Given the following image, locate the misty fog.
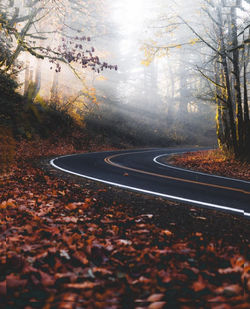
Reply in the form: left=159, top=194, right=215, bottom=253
left=1, top=0, right=250, bottom=147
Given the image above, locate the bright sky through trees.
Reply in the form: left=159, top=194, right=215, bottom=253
left=113, top=0, right=146, bottom=34
left=0, top=0, right=249, bottom=156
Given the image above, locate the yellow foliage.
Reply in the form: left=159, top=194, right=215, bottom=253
left=140, top=44, right=155, bottom=65
left=35, top=94, right=48, bottom=110
left=189, top=38, right=199, bottom=45
left=96, top=75, right=107, bottom=81
left=141, top=59, right=152, bottom=66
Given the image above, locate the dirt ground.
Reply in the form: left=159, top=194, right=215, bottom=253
left=1, top=149, right=249, bottom=309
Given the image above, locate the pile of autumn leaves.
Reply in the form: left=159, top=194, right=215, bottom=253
left=168, top=150, right=250, bottom=181
left=1, top=158, right=249, bottom=309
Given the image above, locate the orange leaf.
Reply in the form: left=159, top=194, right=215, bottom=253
left=243, top=262, right=250, bottom=273
left=147, top=294, right=164, bottom=302
left=162, top=230, right=173, bottom=236
left=0, top=201, right=7, bottom=209
left=235, top=257, right=245, bottom=267
left=65, top=203, right=78, bottom=211
left=7, top=199, right=16, bottom=208
left=64, top=282, right=96, bottom=289
left=192, top=276, right=206, bottom=292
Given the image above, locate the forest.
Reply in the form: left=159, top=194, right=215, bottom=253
left=0, top=0, right=250, bottom=308
left=0, top=0, right=249, bottom=159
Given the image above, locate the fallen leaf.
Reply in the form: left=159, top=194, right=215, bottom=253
left=65, top=203, right=78, bottom=211
left=216, top=284, right=242, bottom=296
left=192, top=276, right=206, bottom=292
left=196, top=216, right=206, bottom=220
left=64, top=282, right=96, bottom=289
left=6, top=274, right=27, bottom=289
left=218, top=267, right=242, bottom=274
left=92, top=267, right=113, bottom=276
left=243, top=262, right=250, bottom=273
left=60, top=249, right=71, bottom=260
left=0, top=201, right=7, bottom=209
left=6, top=199, right=16, bottom=208
left=148, top=301, right=166, bottom=309
left=162, top=230, right=173, bottom=236
left=117, top=239, right=132, bottom=246
left=195, top=232, right=202, bottom=237
left=39, top=270, right=55, bottom=287
left=147, top=294, right=164, bottom=302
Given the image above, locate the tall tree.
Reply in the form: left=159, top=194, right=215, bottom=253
left=143, top=0, right=249, bottom=158
left=0, top=0, right=115, bottom=76
left=202, top=0, right=250, bottom=157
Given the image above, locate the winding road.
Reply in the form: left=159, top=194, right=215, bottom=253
left=50, top=147, right=250, bottom=217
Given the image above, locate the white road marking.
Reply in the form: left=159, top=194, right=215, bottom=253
left=105, top=153, right=249, bottom=194
left=50, top=151, right=250, bottom=217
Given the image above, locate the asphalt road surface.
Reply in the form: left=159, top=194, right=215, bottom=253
left=50, top=147, right=250, bottom=217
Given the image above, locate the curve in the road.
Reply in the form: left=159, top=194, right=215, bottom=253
left=104, top=153, right=249, bottom=195
left=50, top=148, right=250, bottom=217
left=154, top=153, right=250, bottom=184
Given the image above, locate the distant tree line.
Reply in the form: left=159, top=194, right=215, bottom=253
left=144, top=0, right=249, bottom=159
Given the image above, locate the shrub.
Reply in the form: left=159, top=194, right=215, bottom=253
left=0, top=126, right=16, bottom=173
left=0, top=72, right=18, bottom=95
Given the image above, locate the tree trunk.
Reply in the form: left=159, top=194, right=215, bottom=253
left=217, top=6, right=238, bottom=155
left=5, top=9, right=37, bottom=71
left=242, top=28, right=250, bottom=155
left=50, top=70, right=59, bottom=102
left=230, top=6, right=243, bottom=153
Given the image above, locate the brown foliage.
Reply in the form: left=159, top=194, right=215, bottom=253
left=168, top=149, right=250, bottom=181
left=0, top=143, right=249, bottom=308
left=0, top=126, right=16, bottom=174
